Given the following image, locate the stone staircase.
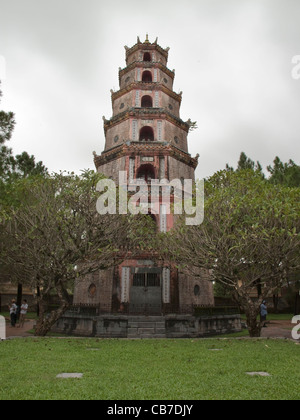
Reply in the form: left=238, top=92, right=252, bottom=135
left=127, top=316, right=166, bottom=339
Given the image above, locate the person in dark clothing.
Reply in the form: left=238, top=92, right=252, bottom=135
left=260, top=300, right=268, bottom=328
left=9, top=299, right=18, bottom=327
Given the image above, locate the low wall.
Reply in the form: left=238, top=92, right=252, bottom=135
left=52, top=313, right=242, bottom=338
left=165, top=314, right=242, bottom=338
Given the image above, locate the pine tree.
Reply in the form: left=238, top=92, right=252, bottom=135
left=237, top=152, right=263, bottom=174
left=267, top=156, right=300, bottom=187
left=0, top=82, right=47, bottom=184
left=0, top=83, right=16, bottom=180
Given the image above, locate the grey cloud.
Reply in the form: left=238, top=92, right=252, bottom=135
left=0, top=0, right=299, bottom=176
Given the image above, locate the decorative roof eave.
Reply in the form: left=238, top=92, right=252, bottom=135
left=94, top=142, right=198, bottom=170
left=103, top=108, right=190, bottom=134
left=124, top=38, right=169, bottom=61
left=169, top=147, right=199, bottom=170
left=111, top=82, right=182, bottom=104
left=94, top=144, right=124, bottom=168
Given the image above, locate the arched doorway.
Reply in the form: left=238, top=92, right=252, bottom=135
left=137, top=164, right=155, bottom=184
left=139, top=126, right=154, bottom=142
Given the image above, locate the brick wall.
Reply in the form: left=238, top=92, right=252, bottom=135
left=73, top=268, right=114, bottom=311
left=178, top=269, right=215, bottom=308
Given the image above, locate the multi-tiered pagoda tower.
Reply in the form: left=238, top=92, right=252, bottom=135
left=73, top=36, right=214, bottom=316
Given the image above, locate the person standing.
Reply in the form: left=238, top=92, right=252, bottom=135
left=19, top=300, right=29, bottom=329
left=9, top=299, right=18, bottom=327
left=260, top=300, right=268, bottom=328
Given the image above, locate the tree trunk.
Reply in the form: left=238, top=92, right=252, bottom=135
left=294, top=291, right=300, bottom=316
left=273, top=294, right=279, bottom=313
left=35, top=282, right=72, bottom=336
left=246, top=314, right=262, bottom=337
left=239, top=293, right=262, bottom=337
left=16, top=283, right=23, bottom=320
left=36, top=286, right=41, bottom=317
left=35, top=302, right=70, bottom=336
left=17, top=283, right=23, bottom=308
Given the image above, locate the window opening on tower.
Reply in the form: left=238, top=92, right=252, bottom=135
left=142, top=71, right=152, bottom=83
left=139, top=126, right=154, bottom=142
left=143, top=52, right=151, bottom=62
left=141, top=95, right=153, bottom=108
left=137, top=164, right=155, bottom=184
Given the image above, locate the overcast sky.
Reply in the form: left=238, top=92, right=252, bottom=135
left=0, top=0, right=299, bottom=179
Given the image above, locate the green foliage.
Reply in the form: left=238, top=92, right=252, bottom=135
left=205, top=170, right=300, bottom=283
left=227, top=152, right=300, bottom=187
left=0, top=170, right=158, bottom=335
left=267, top=156, right=300, bottom=187
left=165, top=169, right=300, bottom=336
left=0, top=108, right=15, bottom=144
left=237, top=152, right=263, bottom=174
left=0, top=82, right=47, bottom=187
left=0, top=84, right=16, bottom=183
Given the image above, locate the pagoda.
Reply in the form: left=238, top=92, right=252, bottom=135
left=73, top=36, right=214, bottom=317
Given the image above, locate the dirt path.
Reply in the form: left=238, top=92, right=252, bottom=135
left=5, top=319, right=35, bottom=338
left=261, top=320, right=295, bottom=339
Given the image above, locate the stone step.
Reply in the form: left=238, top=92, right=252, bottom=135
left=128, top=323, right=165, bottom=328
left=154, top=322, right=165, bottom=328
left=134, top=322, right=156, bottom=328
left=127, top=316, right=167, bottom=338
left=155, top=328, right=167, bottom=335
left=128, top=320, right=165, bottom=326
left=128, top=316, right=165, bottom=323
left=138, top=328, right=155, bottom=334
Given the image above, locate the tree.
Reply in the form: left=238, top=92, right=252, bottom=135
left=0, top=83, right=48, bottom=309
left=267, top=156, right=300, bottom=187
left=0, top=171, right=154, bottom=336
left=0, top=82, right=47, bottom=184
left=164, top=170, right=300, bottom=337
left=0, top=87, right=15, bottom=145
left=0, top=83, right=16, bottom=181
left=228, top=153, right=300, bottom=187
left=226, top=152, right=264, bottom=175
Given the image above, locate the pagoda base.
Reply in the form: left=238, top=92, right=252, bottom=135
left=52, top=312, right=242, bottom=339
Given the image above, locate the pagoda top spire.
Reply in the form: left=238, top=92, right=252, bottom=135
left=124, top=35, right=169, bottom=62
left=136, top=34, right=158, bottom=45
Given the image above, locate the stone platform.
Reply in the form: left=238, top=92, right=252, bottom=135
left=52, top=312, right=242, bottom=338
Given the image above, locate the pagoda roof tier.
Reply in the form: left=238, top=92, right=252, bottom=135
left=111, top=82, right=182, bottom=104
left=103, top=107, right=190, bottom=134
left=124, top=37, right=169, bottom=61
left=94, top=141, right=199, bottom=170
left=119, top=61, right=175, bottom=82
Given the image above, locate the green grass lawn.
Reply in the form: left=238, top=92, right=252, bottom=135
left=0, top=338, right=299, bottom=400
left=240, top=313, right=294, bottom=321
